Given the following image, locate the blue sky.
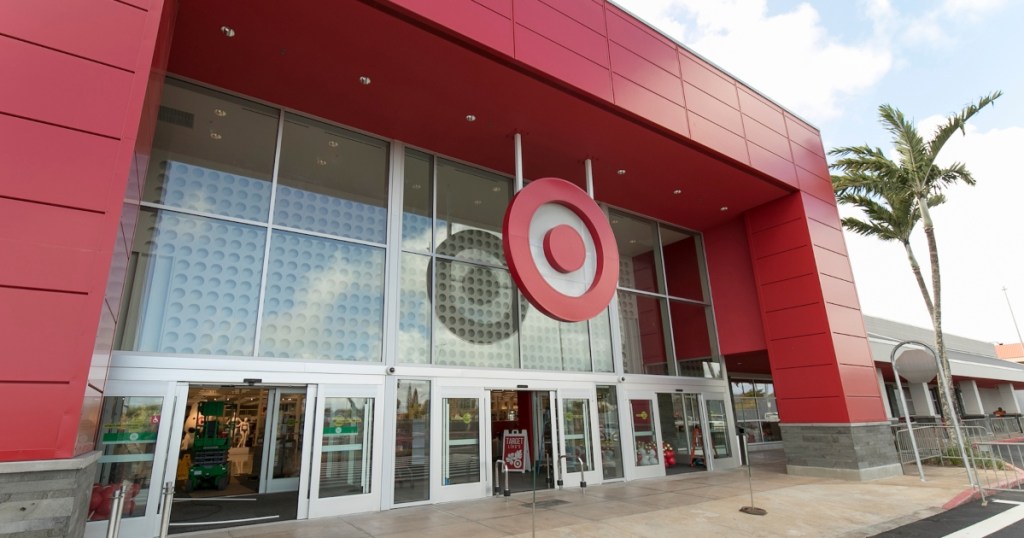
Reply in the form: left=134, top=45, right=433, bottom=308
left=614, top=0, right=1024, bottom=345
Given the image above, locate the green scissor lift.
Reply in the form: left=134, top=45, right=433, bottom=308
left=186, top=401, right=231, bottom=491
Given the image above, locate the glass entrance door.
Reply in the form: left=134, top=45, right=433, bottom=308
left=263, top=388, right=307, bottom=493
left=434, top=388, right=487, bottom=503
left=555, top=388, right=601, bottom=488
left=308, top=384, right=384, bottom=517
left=626, top=394, right=664, bottom=480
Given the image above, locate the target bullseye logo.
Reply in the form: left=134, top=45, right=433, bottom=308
left=503, top=178, right=619, bottom=322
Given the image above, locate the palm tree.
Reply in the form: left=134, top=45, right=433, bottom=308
left=830, top=91, right=1002, bottom=423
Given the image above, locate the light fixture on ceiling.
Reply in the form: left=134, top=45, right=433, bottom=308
left=410, top=184, right=422, bottom=190
left=617, top=169, right=626, bottom=175
left=220, top=26, right=235, bottom=38
left=611, top=219, right=619, bottom=224
left=209, top=131, right=222, bottom=140
left=465, top=114, right=477, bottom=122
left=629, top=239, right=637, bottom=244
left=473, top=200, right=483, bottom=205
left=673, top=189, right=682, bottom=195
left=720, top=206, right=729, bottom=212
left=491, top=186, right=501, bottom=192
left=328, top=140, right=339, bottom=148
left=359, top=76, right=372, bottom=85
left=213, top=108, right=227, bottom=117
left=316, top=158, right=327, bottom=166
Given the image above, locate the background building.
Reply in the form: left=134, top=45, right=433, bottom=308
left=1, top=1, right=898, bottom=535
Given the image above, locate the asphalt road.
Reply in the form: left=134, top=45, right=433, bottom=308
left=875, top=491, right=1024, bottom=537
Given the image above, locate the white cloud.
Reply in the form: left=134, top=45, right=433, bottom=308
left=613, top=0, right=892, bottom=124
left=844, top=120, right=1024, bottom=344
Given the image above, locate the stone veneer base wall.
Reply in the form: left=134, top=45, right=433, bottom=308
left=0, top=451, right=101, bottom=538
left=780, top=422, right=901, bottom=481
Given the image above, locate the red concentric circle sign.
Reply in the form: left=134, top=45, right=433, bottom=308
left=502, top=177, right=619, bottom=322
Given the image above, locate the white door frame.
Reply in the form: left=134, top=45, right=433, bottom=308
left=554, top=387, right=602, bottom=488
left=622, top=391, right=665, bottom=481
left=263, top=387, right=308, bottom=493
left=432, top=386, right=489, bottom=503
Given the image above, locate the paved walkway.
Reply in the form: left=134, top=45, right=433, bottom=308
left=183, top=452, right=975, bottom=537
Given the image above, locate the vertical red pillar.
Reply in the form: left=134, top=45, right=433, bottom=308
left=0, top=0, right=175, bottom=533
left=745, top=191, right=898, bottom=479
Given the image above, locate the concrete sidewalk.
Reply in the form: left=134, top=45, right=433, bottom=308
left=182, top=452, right=975, bottom=537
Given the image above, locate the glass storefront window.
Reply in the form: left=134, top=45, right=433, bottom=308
left=520, top=313, right=591, bottom=371
left=661, top=227, right=704, bottom=302
left=394, top=380, right=430, bottom=503
left=398, top=253, right=432, bottom=364
left=610, top=212, right=661, bottom=293
left=402, top=150, right=433, bottom=253
left=320, top=397, right=374, bottom=498
left=145, top=79, right=278, bottom=222
left=617, top=292, right=670, bottom=375
left=92, top=396, right=163, bottom=521
left=118, top=209, right=265, bottom=355
left=669, top=300, right=719, bottom=379
left=706, top=399, right=732, bottom=458
left=562, top=399, right=593, bottom=472
left=731, top=380, right=780, bottom=445
left=589, top=310, right=615, bottom=373
left=435, top=159, right=510, bottom=266
left=276, top=114, right=389, bottom=244
left=596, top=386, right=623, bottom=479
left=260, top=231, right=385, bottom=361
left=433, top=259, right=519, bottom=369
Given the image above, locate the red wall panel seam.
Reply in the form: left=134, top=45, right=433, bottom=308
left=747, top=215, right=802, bottom=234
left=601, top=3, right=615, bottom=103
left=0, top=111, right=120, bottom=142
left=749, top=244, right=808, bottom=262
left=0, top=32, right=134, bottom=75
left=514, top=23, right=610, bottom=74
left=0, top=284, right=89, bottom=296
left=763, top=300, right=820, bottom=314
left=114, top=0, right=147, bottom=12
left=0, top=194, right=106, bottom=216
left=807, top=215, right=842, bottom=232
left=757, top=270, right=816, bottom=286
left=809, top=243, right=846, bottom=258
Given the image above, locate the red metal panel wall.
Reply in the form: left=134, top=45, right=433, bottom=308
left=383, top=0, right=826, bottom=192
left=0, top=0, right=175, bottom=461
left=703, top=217, right=766, bottom=355
left=745, top=193, right=885, bottom=424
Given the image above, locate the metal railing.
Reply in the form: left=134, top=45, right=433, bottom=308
left=972, top=440, right=1024, bottom=495
left=960, top=417, right=1024, bottom=440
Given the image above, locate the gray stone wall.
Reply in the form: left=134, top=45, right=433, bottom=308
left=0, top=452, right=100, bottom=538
left=781, top=423, right=901, bottom=480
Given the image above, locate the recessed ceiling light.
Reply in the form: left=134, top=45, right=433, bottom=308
left=465, top=114, right=477, bottom=122
left=617, top=169, right=626, bottom=175
left=359, top=76, right=371, bottom=85
left=629, top=239, right=637, bottom=244
left=209, top=132, right=222, bottom=140
left=220, top=26, right=235, bottom=38
left=316, top=158, right=327, bottom=166
left=491, top=186, right=501, bottom=192
left=328, top=140, right=339, bottom=148
left=473, top=200, right=483, bottom=205
left=410, top=184, right=422, bottom=190
left=611, top=219, right=619, bottom=224
left=673, top=189, right=682, bottom=195
left=720, top=206, right=729, bottom=212
left=213, top=108, right=227, bottom=117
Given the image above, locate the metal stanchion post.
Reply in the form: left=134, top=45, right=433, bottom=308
left=158, top=481, right=175, bottom=538
left=739, top=434, right=766, bottom=516
left=106, top=485, right=125, bottom=538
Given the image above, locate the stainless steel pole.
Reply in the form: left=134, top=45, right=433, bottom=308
left=891, top=342, right=926, bottom=482
left=158, top=481, right=174, bottom=538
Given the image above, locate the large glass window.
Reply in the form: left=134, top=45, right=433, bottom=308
left=118, top=209, right=265, bottom=355
left=320, top=397, right=374, bottom=498
left=397, top=253, right=432, bottom=364
left=276, top=114, right=389, bottom=243
left=259, top=232, right=385, bottom=361
left=611, top=213, right=661, bottom=293
left=443, top=398, right=480, bottom=485
left=618, top=292, right=670, bottom=375
left=433, top=260, right=519, bottom=369
left=394, top=380, right=430, bottom=503
left=402, top=150, right=433, bottom=253
left=145, top=79, right=278, bottom=222
left=731, top=379, right=780, bottom=444
left=596, top=386, right=623, bottom=479
left=435, top=160, right=510, bottom=266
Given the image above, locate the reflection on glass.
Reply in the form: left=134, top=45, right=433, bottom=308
left=610, top=211, right=660, bottom=293
left=520, top=311, right=591, bottom=371
left=657, top=393, right=689, bottom=474
left=590, top=310, right=615, bottom=373
left=661, top=226, right=704, bottom=301
left=92, top=396, right=163, bottom=520
left=617, top=291, right=670, bottom=375
left=630, top=399, right=659, bottom=467
left=273, top=392, right=305, bottom=479
left=443, top=398, right=480, bottom=485
left=320, top=397, right=374, bottom=498
left=402, top=150, right=433, bottom=252
left=276, top=114, right=389, bottom=243
left=398, top=253, right=431, bottom=364
left=562, top=399, right=593, bottom=472
left=669, top=300, right=719, bottom=378
left=706, top=399, right=732, bottom=458
left=597, top=386, right=623, bottom=479
left=731, top=380, right=779, bottom=445
left=394, top=380, right=430, bottom=503
left=117, top=209, right=265, bottom=355
left=433, top=260, right=518, bottom=369
left=145, top=79, right=278, bottom=222
left=260, top=231, right=385, bottom=361
left=435, top=159, right=510, bottom=266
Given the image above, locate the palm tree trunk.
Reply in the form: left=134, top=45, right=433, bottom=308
left=903, top=241, right=934, bottom=318
left=918, top=199, right=956, bottom=424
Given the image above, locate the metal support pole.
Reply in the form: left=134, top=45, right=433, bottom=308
left=158, top=481, right=174, bottom=538
left=514, top=132, right=524, bottom=192
left=493, top=460, right=510, bottom=498
left=584, top=158, right=594, bottom=199
left=105, top=484, right=126, bottom=538
left=891, top=343, right=926, bottom=482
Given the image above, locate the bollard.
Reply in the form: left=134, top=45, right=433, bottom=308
left=105, top=485, right=125, bottom=538
left=158, top=481, right=175, bottom=538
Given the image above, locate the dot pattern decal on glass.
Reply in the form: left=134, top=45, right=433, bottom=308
left=260, top=231, right=385, bottom=361
left=397, top=253, right=431, bottom=364
left=520, top=311, right=591, bottom=371
left=148, top=161, right=272, bottom=221
left=130, top=210, right=266, bottom=355
left=274, top=185, right=388, bottom=244
left=433, top=259, right=518, bottom=369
